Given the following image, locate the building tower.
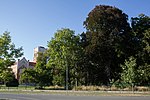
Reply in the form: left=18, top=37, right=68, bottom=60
left=33, top=46, right=46, bottom=62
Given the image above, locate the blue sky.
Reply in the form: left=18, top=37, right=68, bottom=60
left=0, top=0, right=150, bottom=61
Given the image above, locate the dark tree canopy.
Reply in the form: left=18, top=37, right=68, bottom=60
left=131, top=14, right=150, bottom=39
left=82, top=5, right=131, bottom=85
left=84, top=5, right=130, bottom=33
left=129, top=14, right=150, bottom=85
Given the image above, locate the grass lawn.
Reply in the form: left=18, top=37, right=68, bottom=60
left=0, top=85, right=35, bottom=90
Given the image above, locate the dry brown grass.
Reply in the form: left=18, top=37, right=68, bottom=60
left=135, top=86, right=149, bottom=91
left=73, top=85, right=150, bottom=91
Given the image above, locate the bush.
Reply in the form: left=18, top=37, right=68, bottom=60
left=6, top=79, right=19, bottom=87
left=112, top=80, right=130, bottom=89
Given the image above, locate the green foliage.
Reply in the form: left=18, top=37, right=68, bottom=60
left=121, top=57, right=137, bottom=86
left=0, top=68, right=15, bottom=83
left=35, top=52, right=52, bottom=88
left=130, top=14, right=150, bottom=85
left=0, top=31, right=23, bottom=83
left=130, top=14, right=150, bottom=63
left=47, top=28, right=83, bottom=89
left=131, top=14, right=150, bottom=40
left=142, top=28, right=150, bottom=53
left=21, top=52, right=52, bottom=88
left=137, top=64, right=150, bottom=85
left=0, top=31, right=23, bottom=62
left=20, top=68, right=36, bottom=84
left=112, top=80, right=130, bottom=89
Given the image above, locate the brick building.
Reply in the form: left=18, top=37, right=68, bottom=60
left=11, top=46, right=46, bottom=80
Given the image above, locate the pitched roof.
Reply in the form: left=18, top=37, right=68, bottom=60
left=29, top=62, right=36, bottom=66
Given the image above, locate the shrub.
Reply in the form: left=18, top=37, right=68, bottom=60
left=6, top=79, right=19, bottom=87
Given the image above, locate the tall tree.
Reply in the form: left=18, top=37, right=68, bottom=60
left=47, top=28, right=83, bottom=89
left=130, top=14, right=150, bottom=85
left=82, top=5, right=131, bottom=85
left=0, top=31, right=23, bottom=83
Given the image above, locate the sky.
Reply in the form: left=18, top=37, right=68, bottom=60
left=0, top=0, right=150, bottom=61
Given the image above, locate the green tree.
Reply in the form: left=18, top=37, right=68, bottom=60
left=0, top=68, right=15, bottom=84
left=21, top=52, right=52, bottom=88
left=47, top=28, right=83, bottom=89
left=82, top=5, right=130, bottom=85
left=136, top=28, right=150, bottom=85
left=121, top=57, right=137, bottom=86
left=131, top=14, right=150, bottom=63
left=131, top=14, right=150, bottom=40
left=0, top=31, right=23, bottom=83
left=142, top=28, right=150, bottom=54
left=20, top=68, right=36, bottom=84
left=35, top=52, right=52, bottom=88
left=130, top=14, right=150, bottom=85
